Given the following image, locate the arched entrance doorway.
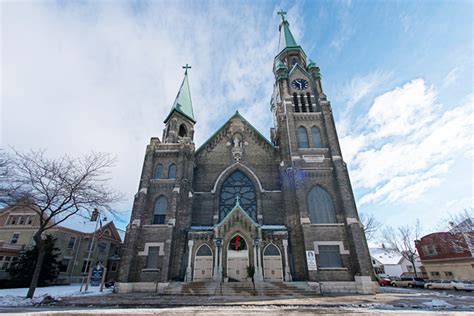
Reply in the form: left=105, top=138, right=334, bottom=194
left=193, top=244, right=213, bottom=281
left=227, top=235, right=249, bottom=281
left=263, top=243, right=283, bottom=281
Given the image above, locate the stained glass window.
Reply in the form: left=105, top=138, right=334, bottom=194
left=307, top=186, right=336, bottom=223
left=219, top=171, right=257, bottom=221
left=153, top=196, right=167, bottom=224
left=154, top=164, right=163, bottom=179
left=311, top=127, right=322, bottom=148
left=168, top=164, right=177, bottom=179
left=264, top=244, right=280, bottom=256
left=298, top=127, right=309, bottom=148
left=196, top=244, right=212, bottom=256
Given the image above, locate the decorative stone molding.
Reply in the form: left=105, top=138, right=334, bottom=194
left=313, top=241, right=350, bottom=254
left=138, top=242, right=165, bottom=256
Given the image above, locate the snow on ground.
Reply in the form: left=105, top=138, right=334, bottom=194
left=422, top=299, right=454, bottom=308
left=0, top=284, right=112, bottom=307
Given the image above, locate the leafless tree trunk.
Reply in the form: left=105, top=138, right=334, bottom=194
left=360, top=212, right=380, bottom=241
left=6, top=149, right=122, bottom=298
left=382, top=220, right=421, bottom=277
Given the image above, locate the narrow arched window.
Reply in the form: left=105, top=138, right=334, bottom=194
left=154, top=164, right=163, bottom=179
left=307, top=186, right=336, bottom=223
left=178, top=124, right=187, bottom=137
left=153, top=196, right=168, bottom=224
left=311, top=127, right=322, bottom=148
left=298, top=127, right=309, bottom=148
left=168, top=164, right=177, bottom=179
left=293, top=93, right=300, bottom=112
left=300, top=94, right=306, bottom=112
left=307, top=93, right=313, bottom=112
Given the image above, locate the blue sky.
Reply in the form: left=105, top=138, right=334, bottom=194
left=2, top=0, right=472, bottom=239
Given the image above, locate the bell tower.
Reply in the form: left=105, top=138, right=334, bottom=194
left=163, top=64, right=196, bottom=144
left=272, top=11, right=374, bottom=282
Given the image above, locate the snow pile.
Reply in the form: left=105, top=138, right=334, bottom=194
left=422, top=299, right=454, bottom=308
left=0, top=284, right=112, bottom=307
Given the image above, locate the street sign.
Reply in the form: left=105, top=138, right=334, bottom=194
left=91, top=266, right=104, bottom=286
left=306, top=250, right=317, bottom=271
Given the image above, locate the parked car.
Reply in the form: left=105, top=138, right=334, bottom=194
left=392, top=277, right=426, bottom=288
left=425, top=279, right=474, bottom=291
left=378, top=277, right=392, bottom=286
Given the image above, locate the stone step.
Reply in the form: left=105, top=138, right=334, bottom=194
left=162, top=281, right=319, bottom=296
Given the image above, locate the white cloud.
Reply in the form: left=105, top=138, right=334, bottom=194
left=340, top=79, right=473, bottom=205
left=1, top=2, right=301, bottom=224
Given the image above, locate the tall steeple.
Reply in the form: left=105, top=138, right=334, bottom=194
left=164, top=64, right=195, bottom=124
left=277, top=10, right=298, bottom=52
left=163, top=65, right=196, bottom=144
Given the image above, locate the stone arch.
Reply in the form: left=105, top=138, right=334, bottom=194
left=178, top=124, right=187, bottom=137
left=212, top=162, right=264, bottom=193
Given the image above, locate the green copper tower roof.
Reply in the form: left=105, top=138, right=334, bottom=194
left=164, top=65, right=196, bottom=124
left=277, top=10, right=298, bottom=52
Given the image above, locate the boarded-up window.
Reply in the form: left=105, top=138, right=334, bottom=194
left=319, top=245, right=342, bottom=268
left=147, top=247, right=160, bottom=269
left=308, top=186, right=336, bottom=223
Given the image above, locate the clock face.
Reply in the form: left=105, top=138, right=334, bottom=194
left=291, top=78, right=309, bottom=90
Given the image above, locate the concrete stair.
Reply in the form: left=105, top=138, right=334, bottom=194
left=162, top=281, right=319, bottom=296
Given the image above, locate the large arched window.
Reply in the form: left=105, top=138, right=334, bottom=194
left=168, top=164, right=177, bottom=179
left=153, top=196, right=168, bottom=224
left=154, top=164, right=163, bottom=179
left=307, top=186, right=336, bottom=223
left=311, top=127, right=322, bottom=148
left=298, top=127, right=309, bottom=148
left=219, top=170, right=257, bottom=221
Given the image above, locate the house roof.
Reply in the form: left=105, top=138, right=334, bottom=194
left=369, top=247, right=403, bottom=265
left=57, top=215, right=123, bottom=242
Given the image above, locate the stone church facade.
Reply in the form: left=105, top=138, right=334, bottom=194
left=118, top=15, right=376, bottom=294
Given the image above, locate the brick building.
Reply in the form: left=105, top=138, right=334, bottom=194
left=118, top=15, right=376, bottom=294
left=0, top=202, right=124, bottom=284
left=415, top=231, right=474, bottom=280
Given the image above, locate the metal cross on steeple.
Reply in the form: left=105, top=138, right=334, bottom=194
left=182, top=64, right=191, bottom=75
left=277, top=10, right=287, bottom=22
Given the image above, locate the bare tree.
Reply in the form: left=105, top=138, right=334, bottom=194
left=382, top=220, right=421, bottom=277
left=6, top=149, right=122, bottom=298
left=360, top=212, right=381, bottom=241
left=446, top=208, right=474, bottom=233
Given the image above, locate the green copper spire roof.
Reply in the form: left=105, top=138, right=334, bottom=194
left=277, top=10, right=298, bottom=52
left=164, top=64, right=195, bottom=123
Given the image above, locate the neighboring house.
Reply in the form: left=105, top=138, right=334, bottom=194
left=370, top=247, right=423, bottom=278
left=415, top=231, right=474, bottom=280
left=0, top=202, right=124, bottom=284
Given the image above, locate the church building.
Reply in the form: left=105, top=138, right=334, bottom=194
left=118, top=14, right=376, bottom=294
